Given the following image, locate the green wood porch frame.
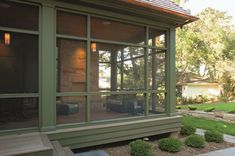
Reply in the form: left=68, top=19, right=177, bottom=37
left=0, top=0, right=178, bottom=135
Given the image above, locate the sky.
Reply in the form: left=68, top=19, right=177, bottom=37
left=184, top=0, right=235, bottom=26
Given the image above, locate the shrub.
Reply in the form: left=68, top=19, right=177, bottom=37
left=180, top=125, right=196, bottom=136
left=205, top=131, right=224, bottom=143
left=204, top=107, right=215, bottom=112
left=188, top=106, right=197, bottom=111
left=129, top=140, right=152, bottom=156
left=158, top=138, right=182, bottom=153
left=185, top=134, right=205, bottom=148
left=176, top=106, right=182, bottom=109
left=228, top=110, right=235, bottom=114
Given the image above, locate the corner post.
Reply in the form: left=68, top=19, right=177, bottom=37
left=40, top=2, right=56, bottom=131
left=166, top=28, right=176, bottom=116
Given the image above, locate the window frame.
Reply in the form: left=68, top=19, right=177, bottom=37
left=0, top=0, right=41, bottom=130
left=55, top=8, right=169, bottom=125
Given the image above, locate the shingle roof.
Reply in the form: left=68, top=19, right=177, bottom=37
left=137, top=0, right=190, bottom=15
left=121, top=0, right=198, bottom=24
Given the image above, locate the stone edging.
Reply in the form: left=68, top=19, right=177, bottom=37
left=178, top=110, right=235, bottom=123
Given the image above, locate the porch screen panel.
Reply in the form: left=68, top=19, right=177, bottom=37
left=91, top=17, right=145, bottom=44
left=57, top=11, right=87, bottom=37
left=148, top=28, right=166, bottom=48
left=56, top=38, right=87, bottom=92
left=147, top=28, right=167, bottom=114
left=0, top=97, right=38, bottom=130
left=90, top=43, right=145, bottom=92
left=0, top=1, right=38, bottom=30
left=0, top=1, right=39, bottom=131
left=0, top=31, right=38, bottom=94
left=148, top=50, right=166, bottom=114
left=91, top=94, right=144, bottom=121
left=56, top=96, right=86, bottom=124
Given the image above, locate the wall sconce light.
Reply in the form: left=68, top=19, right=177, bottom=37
left=4, top=32, right=10, bottom=45
left=91, top=43, right=97, bottom=52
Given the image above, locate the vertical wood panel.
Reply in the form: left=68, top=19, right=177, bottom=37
left=41, top=3, right=56, bottom=131
left=166, top=28, right=176, bottom=116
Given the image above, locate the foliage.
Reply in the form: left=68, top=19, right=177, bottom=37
left=204, top=107, right=215, bottom=112
left=188, top=106, right=197, bottom=111
left=176, top=8, right=235, bottom=83
left=180, top=102, right=235, bottom=112
left=181, top=115, right=235, bottom=136
left=177, top=95, right=210, bottom=105
left=176, top=106, right=182, bottom=109
left=129, top=140, right=152, bottom=156
left=228, top=110, right=235, bottom=114
left=158, top=138, right=182, bottom=153
left=180, top=125, right=196, bottom=136
left=219, top=71, right=235, bottom=102
left=205, top=130, right=224, bottom=143
left=185, top=134, right=205, bottom=148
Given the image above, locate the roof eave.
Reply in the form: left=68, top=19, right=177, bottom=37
left=120, top=0, right=199, bottom=27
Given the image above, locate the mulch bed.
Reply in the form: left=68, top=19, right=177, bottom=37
left=100, top=135, right=235, bottom=156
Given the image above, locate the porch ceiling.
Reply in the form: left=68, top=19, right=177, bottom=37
left=65, top=0, right=198, bottom=27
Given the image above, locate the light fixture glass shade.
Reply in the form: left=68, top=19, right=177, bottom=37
left=91, top=43, right=97, bottom=52
left=4, top=32, right=10, bottom=45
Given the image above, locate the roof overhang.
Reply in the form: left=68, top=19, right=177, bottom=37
left=120, top=0, right=198, bottom=27
left=62, top=0, right=198, bottom=27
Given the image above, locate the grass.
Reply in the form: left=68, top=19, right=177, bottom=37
left=181, top=115, right=235, bottom=136
left=180, top=102, right=235, bottom=112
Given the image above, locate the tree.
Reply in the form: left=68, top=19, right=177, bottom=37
left=176, top=8, right=235, bottom=83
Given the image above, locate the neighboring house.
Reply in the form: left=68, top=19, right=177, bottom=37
left=0, top=0, right=197, bottom=155
left=177, top=72, right=220, bottom=98
left=182, top=83, right=221, bottom=98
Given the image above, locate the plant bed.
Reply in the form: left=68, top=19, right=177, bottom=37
left=97, top=134, right=235, bottom=156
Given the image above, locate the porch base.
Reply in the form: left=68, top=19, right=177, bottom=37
left=47, top=115, right=182, bottom=149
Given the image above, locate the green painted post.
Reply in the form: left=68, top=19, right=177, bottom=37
left=86, top=15, right=91, bottom=122
left=40, top=3, right=56, bottom=131
left=144, top=27, right=149, bottom=116
left=166, top=28, right=176, bottom=116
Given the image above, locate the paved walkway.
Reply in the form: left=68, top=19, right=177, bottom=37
left=198, top=147, right=235, bottom=156
left=196, top=129, right=235, bottom=156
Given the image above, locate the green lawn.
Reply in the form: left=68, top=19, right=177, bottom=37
left=181, top=115, right=235, bottom=136
left=180, top=102, right=235, bottom=112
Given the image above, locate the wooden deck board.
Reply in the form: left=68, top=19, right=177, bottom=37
left=0, top=133, right=53, bottom=156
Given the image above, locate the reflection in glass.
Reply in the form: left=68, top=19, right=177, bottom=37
left=0, top=31, right=38, bottom=93
left=57, top=39, right=87, bottom=92
left=90, top=43, right=145, bottom=92
left=91, top=17, right=145, bottom=44
left=57, top=11, right=87, bottom=37
left=149, top=93, right=166, bottom=114
left=148, top=28, right=166, bottom=48
left=0, top=97, right=38, bottom=130
left=56, top=96, right=86, bottom=124
left=148, top=49, right=166, bottom=90
left=91, top=94, right=144, bottom=121
left=0, top=1, right=39, bottom=30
